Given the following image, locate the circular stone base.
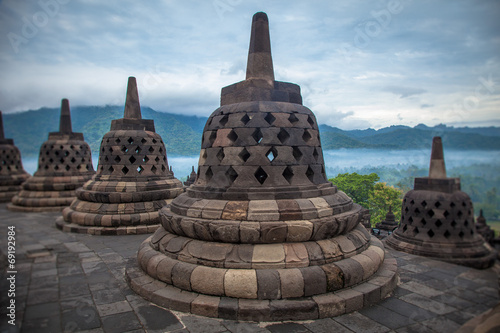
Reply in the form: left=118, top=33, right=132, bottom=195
left=55, top=216, right=160, bottom=235
left=125, top=253, right=398, bottom=321
left=7, top=203, right=66, bottom=212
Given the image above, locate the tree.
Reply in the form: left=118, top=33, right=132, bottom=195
left=329, top=172, right=380, bottom=208
left=368, top=182, right=404, bottom=226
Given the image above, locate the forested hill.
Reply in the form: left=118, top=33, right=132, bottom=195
left=3, top=105, right=500, bottom=157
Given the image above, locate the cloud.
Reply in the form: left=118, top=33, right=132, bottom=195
left=383, top=86, right=427, bottom=99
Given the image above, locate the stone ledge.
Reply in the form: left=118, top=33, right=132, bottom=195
left=55, top=216, right=159, bottom=235
left=125, top=252, right=397, bottom=321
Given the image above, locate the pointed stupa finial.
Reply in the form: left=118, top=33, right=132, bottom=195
left=429, top=136, right=446, bottom=178
left=124, top=77, right=142, bottom=119
left=192, top=166, right=195, bottom=173
left=59, top=99, right=73, bottom=134
left=246, top=12, right=275, bottom=84
left=0, top=111, right=5, bottom=140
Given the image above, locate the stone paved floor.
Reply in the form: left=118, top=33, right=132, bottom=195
left=0, top=203, right=498, bottom=333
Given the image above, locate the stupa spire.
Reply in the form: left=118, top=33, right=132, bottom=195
left=428, top=136, right=446, bottom=178
left=124, top=77, right=142, bottom=119
left=59, top=99, right=72, bottom=134
left=0, top=111, right=5, bottom=140
left=246, top=12, right=275, bottom=84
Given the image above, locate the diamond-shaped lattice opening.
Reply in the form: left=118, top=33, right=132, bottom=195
left=128, top=137, right=134, bottom=144
left=450, top=202, right=456, bottom=207
left=220, top=114, right=229, bottom=126
left=225, top=166, right=238, bottom=184
left=427, top=209, right=435, bottom=217
left=307, top=115, right=315, bottom=126
left=55, top=151, right=59, bottom=156
left=49, top=158, right=54, bottom=163
left=413, top=226, right=419, bottom=236
left=162, top=165, right=166, bottom=172
left=464, top=220, right=469, bottom=227
left=435, top=201, right=441, bottom=208
left=444, top=210, right=449, bottom=218
left=159, top=147, right=163, bottom=153
left=115, top=138, right=121, bottom=144
left=143, top=156, right=149, bottom=163
left=462, top=201, right=467, bottom=207
left=155, top=156, right=160, bottom=163
left=59, top=158, right=65, bottom=164
left=239, top=148, right=250, bottom=162
left=451, top=220, right=457, bottom=228
left=152, top=139, right=157, bottom=144
left=151, top=165, right=157, bottom=174
left=435, top=219, right=442, bottom=228
left=444, top=230, right=451, bottom=238
left=71, top=157, right=76, bottom=163
left=137, top=166, right=144, bottom=174
left=292, top=146, right=302, bottom=161
left=102, top=147, right=106, bottom=152
left=65, top=165, right=70, bottom=171
left=302, top=130, right=312, bottom=142
left=414, top=207, right=420, bottom=214
left=421, top=200, right=427, bottom=207
left=121, top=146, right=129, bottom=153
left=104, top=156, right=109, bottom=162
left=457, top=210, right=463, bottom=217
left=135, top=146, right=141, bottom=154
left=227, top=130, right=238, bottom=143
left=427, top=229, right=435, bottom=238
left=254, top=167, right=268, bottom=185
left=129, top=156, right=136, bottom=164
left=288, top=113, right=299, bottom=125
left=313, top=148, right=319, bottom=161
left=241, top=114, right=251, bottom=125
left=77, top=165, right=81, bottom=170
left=458, top=230, right=465, bottom=238
left=410, top=199, right=415, bottom=205
left=208, top=131, right=217, bottom=146
left=408, top=216, right=413, bottom=224
left=252, top=129, right=263, bottom=144
left=64, top=151, right=69, bottom=157
left=149, top=146, right=155, bottom=153
left=278, top=128, right=290, bottom=144
left=470, top=229, right=474, bottom=235
left=266, top=147, right=277, bottom=162
left=115, top=156, right=121, bottom=163
left=264, top=112, right=276, bottom=125
left=403, top=224, right=408, bottom=232
left=283, top=166, right=294, bottom=184
left=306, top=166, right=314, bottom=183
left=404, top=206, right=409, bottom=213
left=205, top=167, right=213, bottom=182
left=217, top=149, right=225, bottom=162
left=421, top=218, right=426, bottom=226
left=54, top=165, right=59, bottom=170
left=122, top=166, right=129, bottom=174
left=141, top=138, right=147, bottom=144
left=108, top=166, right=114, bottom=173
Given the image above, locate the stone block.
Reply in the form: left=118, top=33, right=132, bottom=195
left=224, top=269, right=258, bottom=298
left=191, top=294, right=219, bottom=318
left=352, top=282, right=381, bottom=306
left=269, top=299, right=318, bottom=321
left=256, top=269, right=281, bottom=299
left=240, top=222, right=261, bottom=243
left=260, top=222, right=287, bottom=243
left=313, top=293, right=346, bottom=318
left=156, top=257, right=176, bottom=284
left=321, top=263, right=344, bottom=291
left=335, top=258, right=364, bottom=287
left=151, top=286, right=197, bottom=313
left=336, top=288, right=364, bottom=313
left=252, top=244, right=285, bottom=269
left=238, top=299, right=271, bottom=322
left=278, top=268, right=304, bottom=298
left=300, top=266, right=327, bottom=296
left=352, top=254, right=376, bottom=281
left=248, top=200, right=279, bottom=221
left=218, top=297, right=238, bottom=320
left=284, top=243, right=309, bottom=268
left=285, top=221, right=313, bottom=242
left=316, top=239, right=342, bottom=262
left=222, top=201, right=249, bottom=220
left=190, top=266, right=226, bottom=296
left=171, top=262, right=196, bottom=291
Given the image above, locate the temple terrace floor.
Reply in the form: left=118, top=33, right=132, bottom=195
left=0, top=203, right=498, bottom=333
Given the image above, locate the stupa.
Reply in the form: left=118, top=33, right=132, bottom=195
left=386, top=137, right=496, bottom=269
left=56, top=77, right=184, bottom=235
left=8, top=99, right=95, bottom=212
left=127, top=12, right=397, bottom=321
left=375, top=206, right=398, bottom=232
left=476, top=209, right=495, bottom=244
left=0, top=111, right=30, bottom=202
left=183, top=166, right=197, bottom=186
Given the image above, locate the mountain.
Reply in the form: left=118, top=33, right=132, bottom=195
left=3, top=105, right=500, bottom=158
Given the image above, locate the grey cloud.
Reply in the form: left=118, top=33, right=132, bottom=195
left=383, top=86, right=426, bottom=98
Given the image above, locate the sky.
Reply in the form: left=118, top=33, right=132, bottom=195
left=0, top=0, right=499, bottom=130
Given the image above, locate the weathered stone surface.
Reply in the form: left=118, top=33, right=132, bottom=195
left=278, top=268, right=304, bottom=298
left=224, top=269, right=258, bottom=299
left=190, top=266, right=226, bottom=296
left=256, top=269, right=281, bottom=299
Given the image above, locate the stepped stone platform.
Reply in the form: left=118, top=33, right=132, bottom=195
left=0, top=111, right=30, bottom=202
left=8, top=99, right=95, bottom=212
left=56, top=77, right=184, bottom=235
left=1, top=203, right=498, bottom=332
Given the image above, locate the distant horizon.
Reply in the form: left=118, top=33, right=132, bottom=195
left=3, top=103, right=500, bottom=131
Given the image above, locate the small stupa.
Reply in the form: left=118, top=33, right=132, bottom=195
left=127, top=12, right=397, bottom=321
left=375, top=206, right=398, bottom=231
left=0, top=111, right=30, bottom=202
left=8, top=99, right=95, bottom=212
left=476, top=209, right=495, bottom=244
left=183, top=166, right=197, bottom=186
left=56, top=77, right=184, bottom=235
left=386, top=137, right=496, bottom=269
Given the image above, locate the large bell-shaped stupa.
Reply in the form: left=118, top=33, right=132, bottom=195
left=56, top=77, right=184, bottom=235
left=127, top=12, right=397, bottom=321
left=8, top=99, right=95, bottom=211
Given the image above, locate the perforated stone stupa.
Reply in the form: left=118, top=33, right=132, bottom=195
left=56, top=77, right=184, bottom=235
left=387, top=137, right=496, bottom=269
left=8, top=99, right=94, bottom=212
left=127, top=12, right=397, bottom=321
left=0, top=111, right=30, bottom=202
